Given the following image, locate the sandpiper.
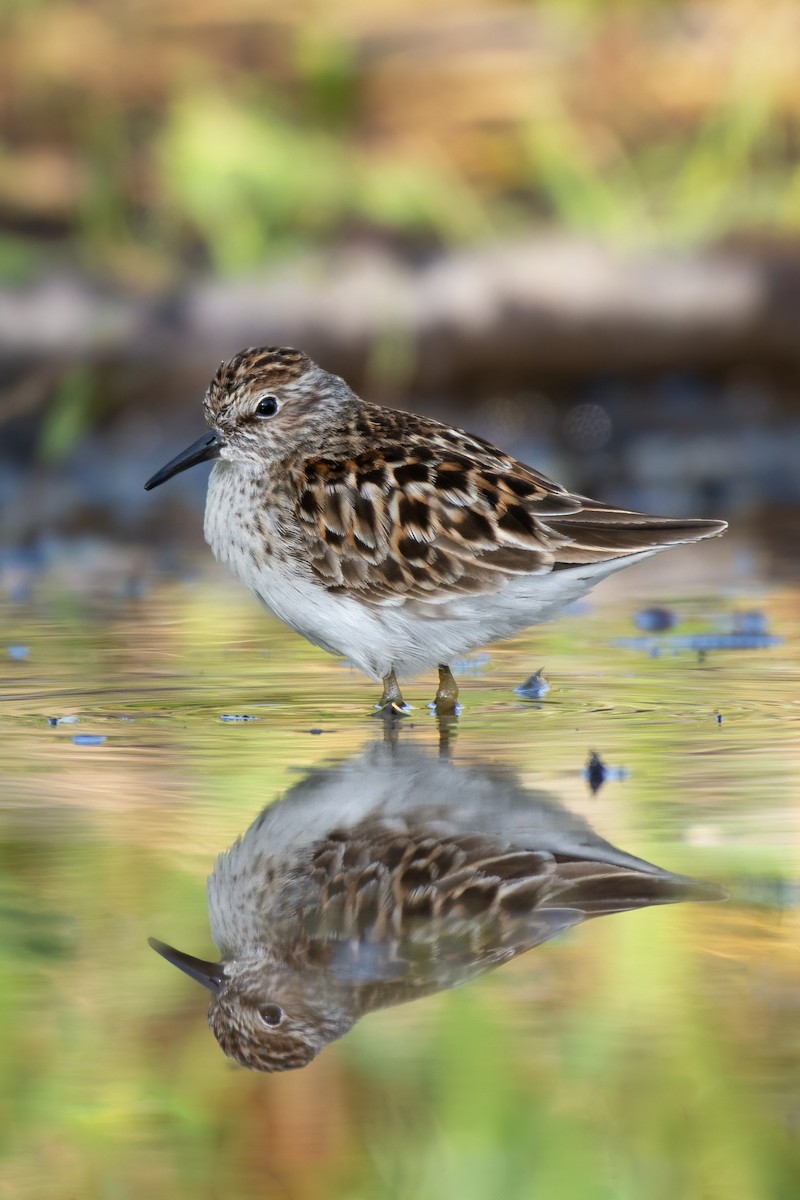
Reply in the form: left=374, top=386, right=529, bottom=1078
left=149, top=741, right=724, bottom=1072
left=145, top=347, right=726, bottom=712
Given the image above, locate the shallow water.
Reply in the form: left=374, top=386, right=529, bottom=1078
left=1, top=549, right=798, bottom=1200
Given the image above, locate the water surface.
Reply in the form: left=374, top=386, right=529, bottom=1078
left=1, top=551, right=798, bottom=1200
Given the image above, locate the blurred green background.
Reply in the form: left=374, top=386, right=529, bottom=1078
left=3, top=0, right=800, bottom=280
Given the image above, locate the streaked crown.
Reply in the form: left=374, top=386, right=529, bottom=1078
left=203, top=345, right=312, bottom=422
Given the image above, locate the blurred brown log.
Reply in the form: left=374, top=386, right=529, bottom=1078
left=1, top=237, right=799, bottom=389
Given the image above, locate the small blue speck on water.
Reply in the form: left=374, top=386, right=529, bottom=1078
left=47, top=715, right=80, bottom=726
left=220, top=714, right=259, bottom=722
left=732, top=610, right=768, bottom=636
left=716, top=712, right=723, bottom=724
left=8, top=645, right=29, bottom=660
left=72, top=734, right=106, bottom=746
left=634, top=606, right=677, bottom=632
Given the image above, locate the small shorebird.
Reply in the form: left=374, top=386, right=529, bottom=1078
left=149, top=741, right=725, bottom=1072
left=145, top=347, right=726, bottom=712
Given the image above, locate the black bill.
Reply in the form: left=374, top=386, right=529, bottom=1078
left=144, top=429, right=223, bottom=491
left=148, top=937, right=227, bottom=996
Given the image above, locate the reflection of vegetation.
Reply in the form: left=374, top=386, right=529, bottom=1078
left=0, top=577, right=798, bottom=1197
left=2, top=0, right=799, bottom=281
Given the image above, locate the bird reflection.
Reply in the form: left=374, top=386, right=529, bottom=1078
left=150, top=739, right=723, bottom=1072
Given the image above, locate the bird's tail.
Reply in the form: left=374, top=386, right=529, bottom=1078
left=547, top=502, right=727, bottom=566
left=544, top=859, right=727, bottom=918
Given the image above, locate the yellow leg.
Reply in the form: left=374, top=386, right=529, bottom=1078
left=433, top=663, right=460, bottom=716
left=376, top=668, right=408, bottom=717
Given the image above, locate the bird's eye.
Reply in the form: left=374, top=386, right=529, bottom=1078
left=255, top=395, right=279, bottom=418
left=258, top=1003, right=284, bottom=1027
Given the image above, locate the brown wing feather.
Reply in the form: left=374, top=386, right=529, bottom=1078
left=290, top=822, right=720, bottom=1006
left=290, top=406, right=726, bottom=603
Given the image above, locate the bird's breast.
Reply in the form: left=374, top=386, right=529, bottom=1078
left=204, top=461, right=341, bottom=640
left=204, top=461, right=282, bottom=567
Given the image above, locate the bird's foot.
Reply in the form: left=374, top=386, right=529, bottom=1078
left=431, top=663, right=460, bottom=717
left=427, top=700, right=463, bottom=716
left=375, top=669, right=410, bottom=718
left=374, top=699, right=412, bottom=718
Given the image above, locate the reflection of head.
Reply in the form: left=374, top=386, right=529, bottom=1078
left=207, top=954, right=355, bottom=1072
left=151, top=741, right=724, bottom=1071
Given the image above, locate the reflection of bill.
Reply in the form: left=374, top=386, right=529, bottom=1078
left=150, top=741, right=724, bottom=1073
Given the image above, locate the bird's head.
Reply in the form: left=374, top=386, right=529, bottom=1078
left=144, top=346, right=351, bottom=490
left=149, top=937, right=354, bottom=1072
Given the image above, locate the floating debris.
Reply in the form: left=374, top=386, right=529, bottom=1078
left=515, top=669, right=551, bottom=700
left=72, top=734, right=106, bottom=746
left=731, top=610, right=768, bottom=636
left=585, top=751, right=607, bottom=794
left=583, top=750, right=629, bottom=795
left=220, top=714, right=259, bottom=723
left=8, top=645, right=29, bottom=660
left=716, top=712, right=723, bottom=725
left=634, top=606, right=677, bottom=632
left=620, top=606, right=781, bottom=655
left=47, top=715, right=80, bottom=726
left=616, top=633, right=782, bottom=654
